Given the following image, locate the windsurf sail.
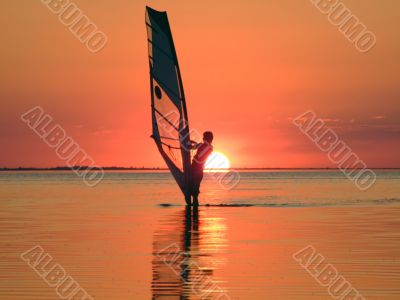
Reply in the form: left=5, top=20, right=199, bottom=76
left=145, top=6, right=191, bottom=199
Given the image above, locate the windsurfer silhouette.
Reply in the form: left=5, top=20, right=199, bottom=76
left=186, top=131, right=214, bottom=206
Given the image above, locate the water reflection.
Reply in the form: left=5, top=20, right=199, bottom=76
left=152, top=207, right=228, bottom=299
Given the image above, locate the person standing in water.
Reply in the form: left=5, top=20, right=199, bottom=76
left=186, top=131, right=214, bottom=206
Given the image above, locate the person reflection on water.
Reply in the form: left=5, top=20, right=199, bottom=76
left=186, top=131, right=214, bottom=206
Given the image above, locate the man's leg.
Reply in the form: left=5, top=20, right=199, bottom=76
left=185, top=191, right=191, bottom=206
left=186, top=173, right=193, bottom=205
left=192, top=195, right=199, bottom=206
left=191, top=167, right=203, bottom=206
left=192, top=180, right=200, bottom=206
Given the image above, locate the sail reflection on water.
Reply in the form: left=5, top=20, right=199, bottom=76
left=152, top=207, right=228, bottom=299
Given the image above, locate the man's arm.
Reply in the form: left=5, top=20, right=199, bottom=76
left=190, top=140, right=201, bottom=150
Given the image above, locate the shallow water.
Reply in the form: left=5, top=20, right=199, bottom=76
left=0, top=170, right=399, bottom=299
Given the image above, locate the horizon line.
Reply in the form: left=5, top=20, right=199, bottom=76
left=1, top=166, right=400, bottom=171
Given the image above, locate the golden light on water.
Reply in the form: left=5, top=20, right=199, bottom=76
left=205, top=152, right=230, bottom=171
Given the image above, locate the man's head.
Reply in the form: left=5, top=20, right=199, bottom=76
left=203, top=131, right=214, bottom=143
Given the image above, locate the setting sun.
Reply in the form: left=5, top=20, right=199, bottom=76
left=205, top=152, right=230, bottom=170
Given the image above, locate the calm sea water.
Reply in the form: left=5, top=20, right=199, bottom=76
left=1, top=170, right=399, bottom=299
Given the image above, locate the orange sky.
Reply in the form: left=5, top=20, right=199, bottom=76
left=1, top=0, right=399, bottom=168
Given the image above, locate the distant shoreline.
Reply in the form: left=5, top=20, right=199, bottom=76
left=1, top=167, right=399, bottom=171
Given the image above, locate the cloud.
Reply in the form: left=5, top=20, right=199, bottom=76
left=371, top=115, right=386, bottom=120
